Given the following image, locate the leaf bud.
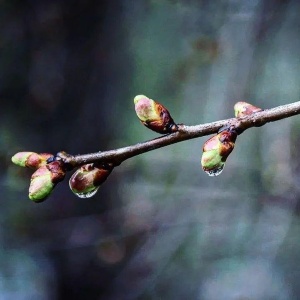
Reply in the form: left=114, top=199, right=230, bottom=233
left=11, top=152, right=53, bottom=169
left=69, top=164, right=113, bottom=198
left=134, top=95, right=178, bottom=134
left=234, top=101, right=262, bottom=118
left=201, top=126, right=237, bottom=176
left=29, top=161, right=66, bottom=202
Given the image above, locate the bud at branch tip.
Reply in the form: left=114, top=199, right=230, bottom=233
left=234, top=101, right=262, bottom=118
left=134, top=95, right=178, bottom=134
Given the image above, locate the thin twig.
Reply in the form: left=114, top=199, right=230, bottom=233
left=61, top=101, right=300, bottom=168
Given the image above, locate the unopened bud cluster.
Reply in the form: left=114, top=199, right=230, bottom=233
left=11, top=151, right=66, bottom=202
left=11, top=150, right=115, bottom=201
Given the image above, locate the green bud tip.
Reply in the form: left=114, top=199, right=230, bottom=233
left=29, top=166, right=54, bottom=202
left=234, top=101, right=262, bottom=118
left=134, top=95, right=158, bottom=122
left=12, top=152, right=34, bottom=167
left=11, top=152, right=53, bottom=169
left=28, top=161, right=66, bottom=203
left=134, top=95, right=147, bottom=105
left=201, top=148, right=223, bottom=171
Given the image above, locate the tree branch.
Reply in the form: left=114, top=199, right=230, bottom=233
left=12, top=100, right=300, bottom=201
left=61, top=101, right=300, bottom=168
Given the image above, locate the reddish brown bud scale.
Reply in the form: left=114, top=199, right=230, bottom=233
left=26, top=153, right=41, bottom=168
left=47, top=161, right=66, bottom=183
left=218, top=129, right=237, bottom=157
left=145, top=102, right=178, bottom=134
left=202, top=134, right=219, bottom=152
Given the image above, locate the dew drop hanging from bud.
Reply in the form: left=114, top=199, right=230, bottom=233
left=72, top=186, right=100, bottom=199
left=203, top=164, right=224, bottom=177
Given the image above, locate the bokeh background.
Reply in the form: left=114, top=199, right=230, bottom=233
left=2, top=0, right=300, bottom=299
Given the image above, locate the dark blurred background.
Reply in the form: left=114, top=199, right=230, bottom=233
left=2, top=0, right=300, bottom=299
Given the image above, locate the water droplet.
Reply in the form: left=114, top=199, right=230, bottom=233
left=203, top=164, right=224, bottom=177
left=74, top=186, right=100, bottom=198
